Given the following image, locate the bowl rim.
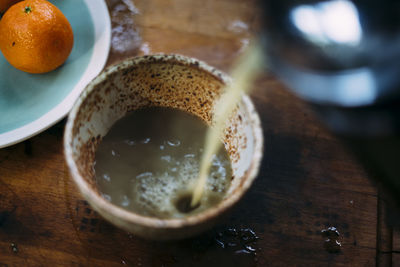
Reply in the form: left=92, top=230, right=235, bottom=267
left=64, top=54, right=263, bottom=229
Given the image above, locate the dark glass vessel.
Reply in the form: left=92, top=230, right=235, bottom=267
left=260, top=0, right=400, bottom=220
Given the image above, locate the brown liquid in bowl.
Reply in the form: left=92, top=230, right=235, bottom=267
left=94, top=107, right=232, bottom=219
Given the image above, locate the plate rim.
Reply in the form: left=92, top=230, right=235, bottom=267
left=0, top=0, right=111, bottom=148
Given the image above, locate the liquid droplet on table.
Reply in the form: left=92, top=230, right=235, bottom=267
left=321, top=226, right=342, bottom=253
left=10, top=243, right=18, bottom=253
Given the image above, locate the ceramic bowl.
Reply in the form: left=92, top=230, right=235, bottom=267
left=64, top=54, right=263, bottom=240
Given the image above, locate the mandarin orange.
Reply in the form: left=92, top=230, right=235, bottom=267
left=0, top=0, right=74, bottom=73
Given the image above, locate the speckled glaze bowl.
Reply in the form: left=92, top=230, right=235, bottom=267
left=64, top=54, right=263, bottom=240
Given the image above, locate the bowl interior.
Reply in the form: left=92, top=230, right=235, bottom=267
left=65, top=55, right=261, bottom=234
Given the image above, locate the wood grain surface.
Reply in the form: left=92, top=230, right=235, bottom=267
left=0, top=0, right=398, bottom=266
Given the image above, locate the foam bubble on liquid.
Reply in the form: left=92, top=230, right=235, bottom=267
left=135, top=172, right=153, bottom=179
left=120, top=195, right=130, bottom=207
left=111, top=150, right=120, bottom=157
left=124, top=139, right=135, bottom=146
left=141, top=138, right=151, bottom=144
left=102, top=193, right=112, bottom=202
left=102, top=173, right=111, bottom=182
left=160, top=155, right=171, bottom=163
left=130, top=154, right=229, bottom=218
left=167, top=139, right=181, bottom=147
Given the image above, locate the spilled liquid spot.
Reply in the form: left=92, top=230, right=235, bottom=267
left=10, top=243, right=18, bottom=253
left=109, top=0, right=141, bottom=55
left=140, top=42, right=151, bottom=55
left=215, top=227, right=259, bottom=255
left=183, top=226, right=259, bottom=266
left=321, top=226, right=342, bottom=253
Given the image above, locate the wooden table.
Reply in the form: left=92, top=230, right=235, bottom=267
left=0, top=0, right=399, bottom=266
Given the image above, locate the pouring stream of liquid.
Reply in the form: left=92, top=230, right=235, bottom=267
left=191, top=43, right=264, bottom=207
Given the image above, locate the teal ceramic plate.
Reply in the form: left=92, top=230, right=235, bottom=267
left=0, top=0, right=111, bottom=148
